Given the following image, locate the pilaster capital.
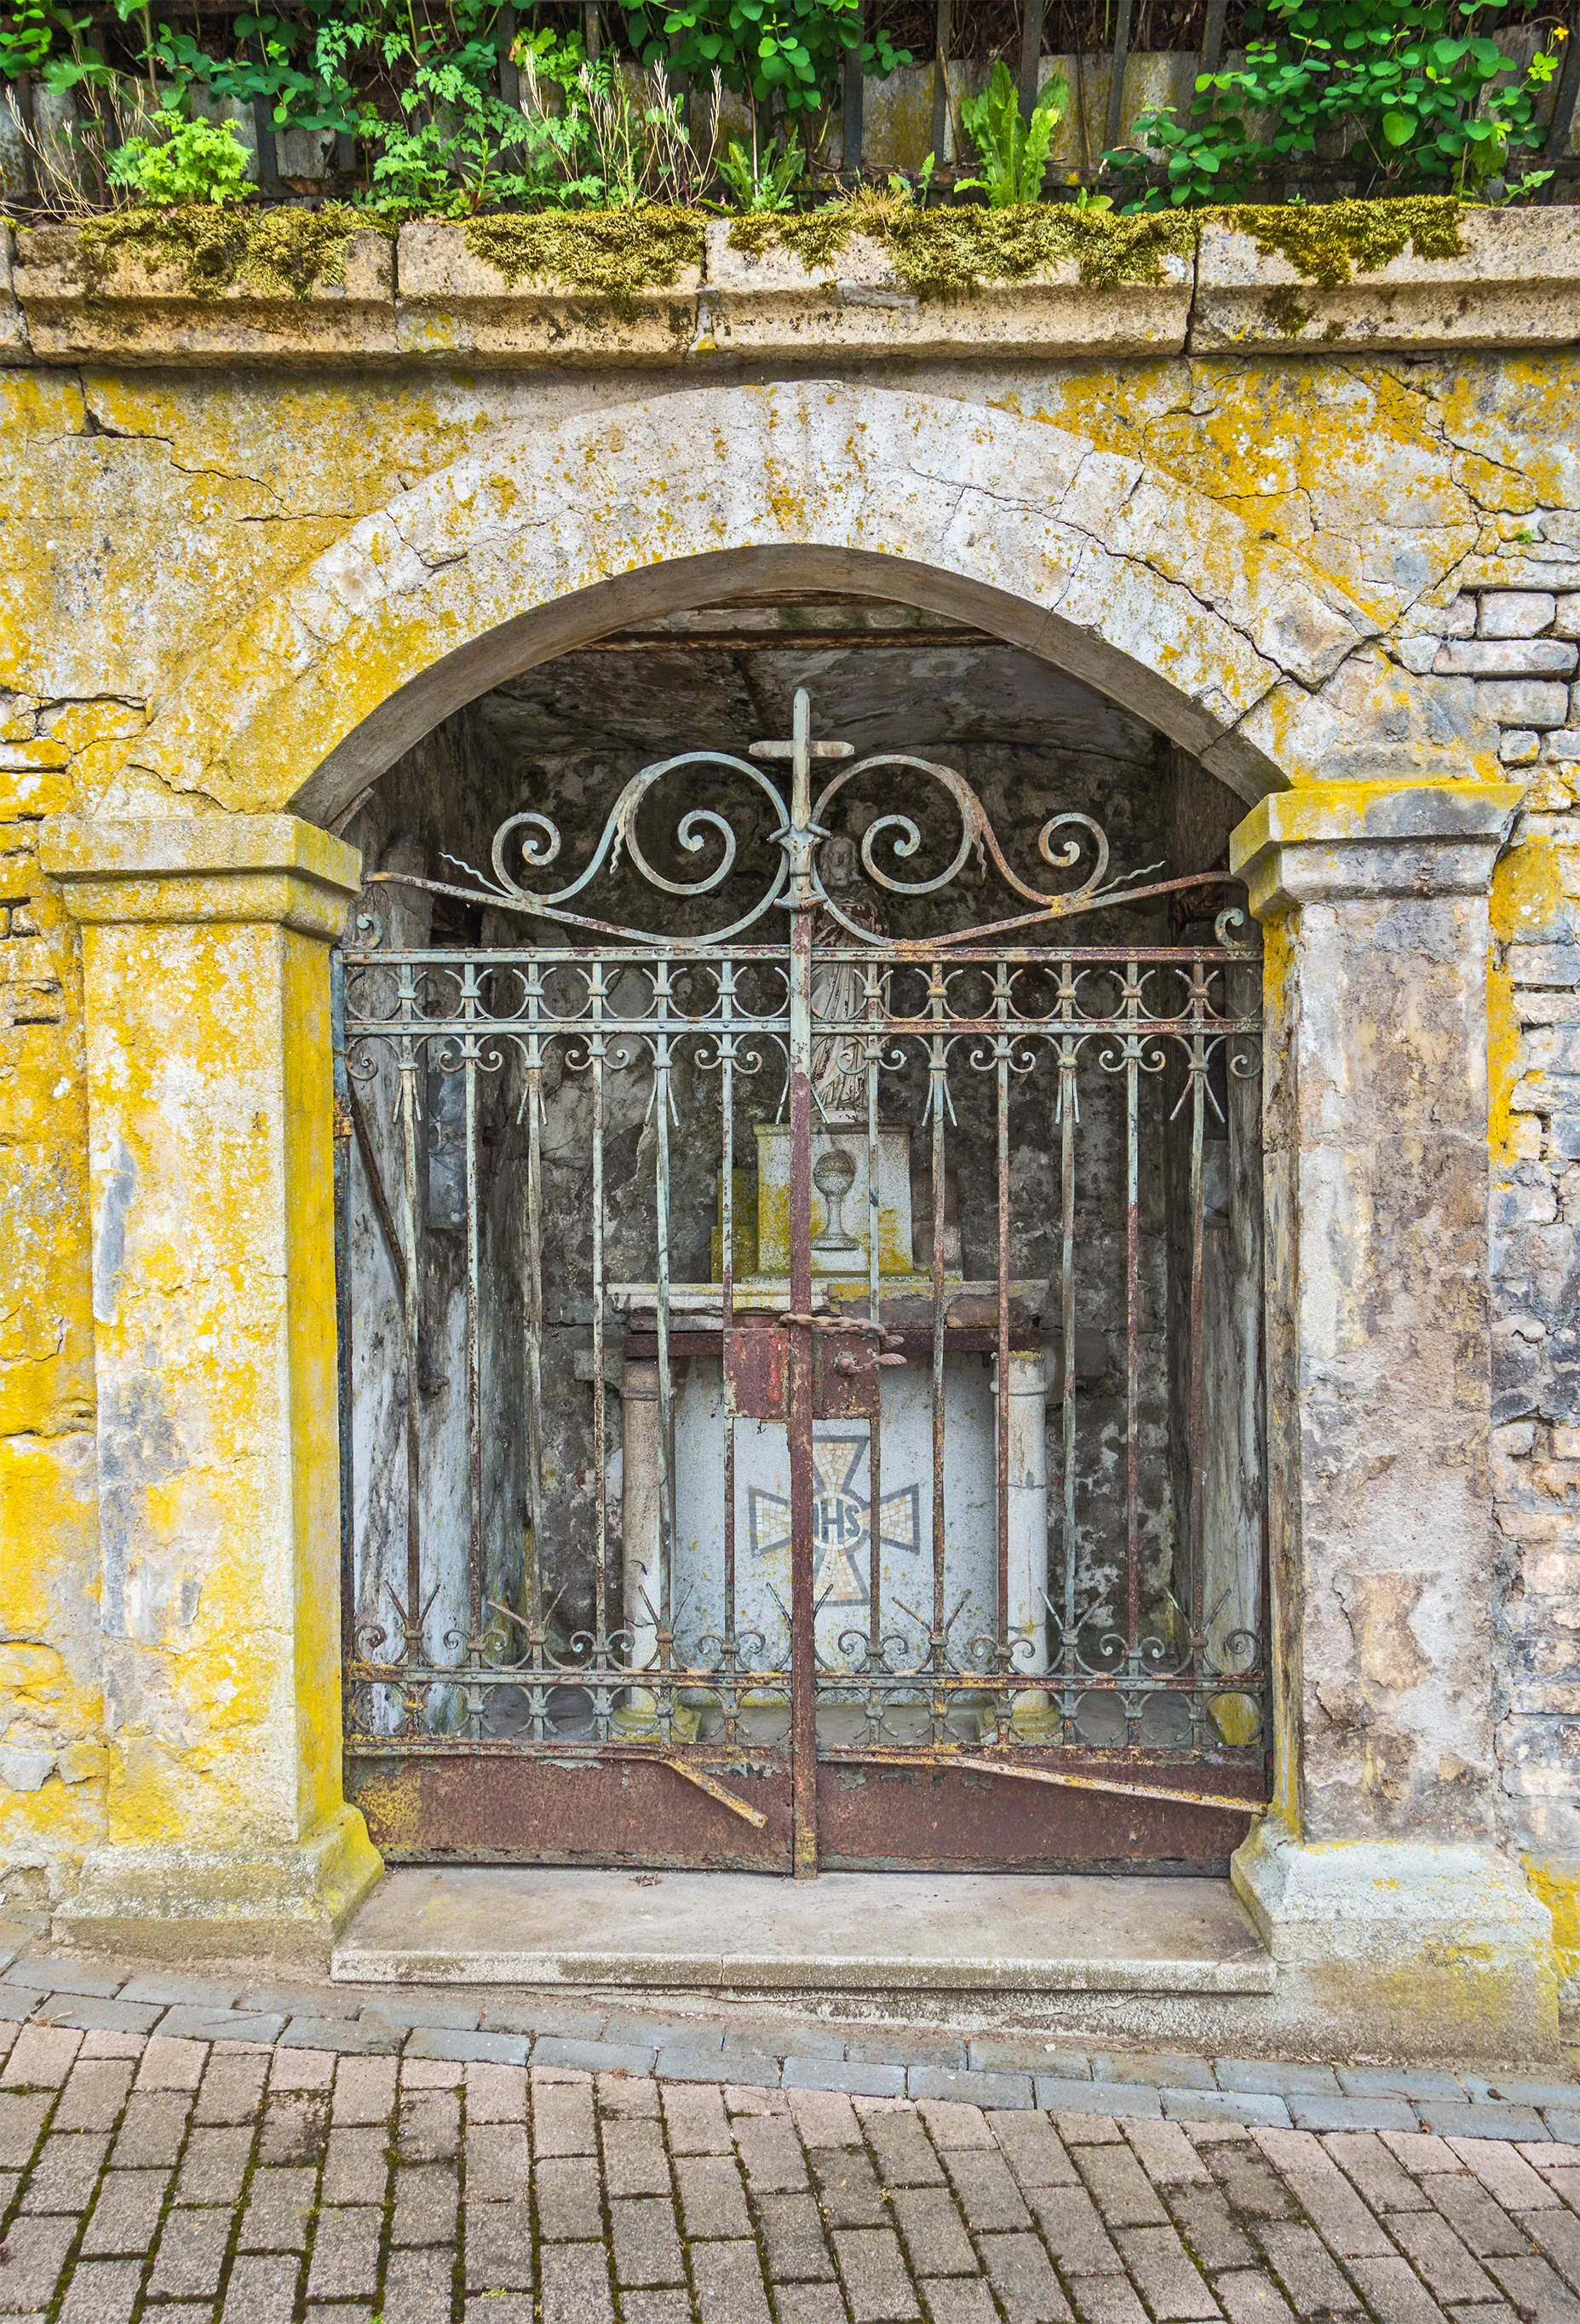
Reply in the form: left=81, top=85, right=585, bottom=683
left=1229, top=779, right=1525, bottom=922
left=40, top=813, right=361, bottom=941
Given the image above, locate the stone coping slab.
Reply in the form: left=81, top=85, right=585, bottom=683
left=333, top=1867, right=1278, bottom=1995
left=3, top=207, right=1578, bottom=365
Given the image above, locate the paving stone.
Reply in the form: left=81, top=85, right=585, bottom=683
left=917, top=2281, right=997, bottom=2322
left=865, top=2110, right=946, bottom=2188
left=260, top=2090, right=331, bottom=2166
left=1215, top=2062, right=1342, bottom=2099
left=81, top=2166, right=169, bottom=2255
left=466, top=2062, right=529, bottom=2122
left=1166, top=2091, right=1293, bottom=2131
left=917, top=2105, right=994, bottom=2152
left=1072, top=2142, right=1169, bottom=2227
left=1065, top=2280, right=1150, bottom=2323
left=1463, top=2081, right=1580, bottom=2111
left=1165, top=2185, right=1255, bottom=2272
left=1252, top=2218, right=1363, bottom=2314
left=407, top=2027, right=532, bottom=2068
left=398, top=2087, right=460, bottom=2164
left=110, top=2090, right=192, bottom=2170
left=535, top=2037, right=654, bottom=2076
left=2, top=2026, right=82, bottom=2088
left=279, top=2018, right=401, bottom=2056
left=137, top=2036, right=210, bottom=2090
left=222, top=2253, right=302, bottom=2322
left=1525, top=2206, right=1580, bottom=2292
left=322, top=2126, right=388, bottom=2205
left=539, top=2240, right=615, bottom=2324
left=1321, top=2130, right=1432, bottom=2212
left=1024, top=2185, right=1124, bottom=2275
left=1093, top=2052, right=1218, bottom=2092
left=611, top=2194, right=686, bottom=2285
left=788, top=2090, right=863, bottom=2149
left=359, top=1995, right=482, bottom=2034
left=1382, top=2132, right=1466, bottom=2174
left=1387, top=2205, right=1501, bottom=2303
left=662, top=2082, right=733, bottom=2154
left=377, top=2245, right=457, bottom=2324
left=813, top=2146, right=888, bottom=2229
left=1039, top=2081, right=1163, bottom=2121
left=537, top=2152, right=606, bottom=2239
left=1112, top=2223, right=1219, bottom=2319
left=890, top=2187, right=977, bottom=2275
left=845, top=2033, right=968, bottom=2074
left=1485, top=2252, right=1580, bottom=2321
left=119, top=1972, right=243, bottom=2010
left=1428, top=2105, right=1550, bottom=2143
left=1284, top=2165, right=1398, bottom=2259
left=738, top=2114, right=811, bottom=2191
left=1545, top=2113, right=1580, bottom=2147
left=1123, top=2120, right=1210, bottom=2189
left=20, top=2127, right=109, bottom=2210
left=330, top=2056, right=399, bottom=2126
left=56, top=2258, right=142, bottom=2324
left=694, top=2236, right=776, bottom=2324
left=909, top=2068, right=1031, bottom=2110
left=176, top=2124, right=255, bottom=2203
left=1288, top=2095, right=1421, bottom=2135
left=0, top=2093, right=49, bottom=2170
left=979, top=2230, right=1075, bottom=2321
left=462, top=2197, right=535, bottom=2290
left=787, top=2060, right=908, bottom=2099
left=148, top=2205, right=234, bottom=2299
left=1202, top=2151, right=1296, bottom=2222
left=532, top=2077, right=596, bottom=2157
left=42, top=1996, right=164, bottom=2036
left=5, top=1957, right=124, bottom=2000
left=465, top=2119, right=529, bottom=2200
left=1213, top=2275, right=1297, bottom=2322
left=1337, top=2068, right=1467, bottom=2103
left=943, top=2147, right=1032, bottom=2232
left=196, top=2052, right=271, bottom=2124
left=306, top=2207, right=383, bottom=2299
left=772, top=2288, right=851, bottom=2324
left=1344, top=2255, right=1455, bottom=2321
left=393, top=2161, right=462, bottom=2246
left=55, top=2060, right=135, bottom=2132
left=601, top=2118, right=670, bottom=2197
left=623, top=2295, right=696, bottom=2324
left=758, top=2189, right=839, bottom=2280
left=612, top=2013, right=727, bottom=2053
left=991, top=2111, right=1077, bottom=2189
left=242, top=2162, right=319, bottom=2252
left=0, top=2216, right=77, bottom=2313
left=834, top=2227, right=923, bottom=2321
left=484, top=2000, right=605, bottom=2039
left=1450, top=2141, right=1562, bottom=2212
left=676, top=2151, right=753, bottom=2237
left=968, top=2036, right=1052, bottom=2075
left=1428, top=2175, right=1536, bottom=2258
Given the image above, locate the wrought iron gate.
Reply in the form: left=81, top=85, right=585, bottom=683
left=334, top=690, right=1267, bottom=1875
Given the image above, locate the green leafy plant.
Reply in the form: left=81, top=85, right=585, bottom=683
left=716, top=127, right=804, bottom=208
left=1105, top=0, right=1565, bottom=207
left=106, top=106, right=256, bottom=202
left=957, top=59, right=1068, bottom=208
left=623, top=0, right=907, bottom=124
left=887, top=150, right=936, bottom=204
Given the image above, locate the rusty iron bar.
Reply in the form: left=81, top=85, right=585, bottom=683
left=995, top=998, right=1012, bottom=1667
left=463, top=978, right=484, bottom=1644
left=397, top=1022, right=424, bottom=1660
left=331, top=953, right=356, bottom=1684
left=591, top=974, right=610, bottom=1645
left=787, top=729, right=819, bottom=1876
left=1124, top=967, right=1142, bottom=1669
left=867, top=986, right=883, bottom=1654
left=1187, top=1033, right=1209, bottom=1641
left=830, top=1747, right=1265, bottom=1815
left=523, top=1044, right=547, bottom=1639
left=658, top=1757, right=769, bottom=1826
left=721, top=969, right=738, bottom=1653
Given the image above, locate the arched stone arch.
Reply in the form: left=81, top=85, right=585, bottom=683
left=101, top=379, right=1399, bottom=828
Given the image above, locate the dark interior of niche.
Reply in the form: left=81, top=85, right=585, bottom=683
left=870, top=0, right=1251, bottom=67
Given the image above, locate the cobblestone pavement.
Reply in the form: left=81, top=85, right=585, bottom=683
left=0, top=1957, right=1577, bottom=2324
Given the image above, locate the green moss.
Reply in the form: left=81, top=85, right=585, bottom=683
left=732, top=195, right=1198, bottom=297
left=463, top=207, right=705, bottom=316
left=78, top=202, right=382, bottom=299
left=732, top=190, right=1463, bottom=304
left=1232, top=193, right=1463, bottom=292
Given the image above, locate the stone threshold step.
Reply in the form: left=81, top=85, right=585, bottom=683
left=333, top=1867, right=1276, bottom=1994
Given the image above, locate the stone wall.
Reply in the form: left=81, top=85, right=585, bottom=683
left=1, top=211, right=1577, bottom=2013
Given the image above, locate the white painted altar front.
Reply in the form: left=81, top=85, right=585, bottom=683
left=617, top=1120, right=1051, bottom=1724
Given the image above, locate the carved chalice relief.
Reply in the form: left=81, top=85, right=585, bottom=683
left=811, top=1144, right=860, bottom=1260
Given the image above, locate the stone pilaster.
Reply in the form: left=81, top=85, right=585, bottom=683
left=1229, top=779, right=1563, bottom=2057
left=39, top=814, right=381, bottom=1957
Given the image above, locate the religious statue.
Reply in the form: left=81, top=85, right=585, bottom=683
left=810, top=831, right=888, bottom=1125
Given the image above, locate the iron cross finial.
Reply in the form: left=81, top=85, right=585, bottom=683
left=750, top=689, right=854, bottom=907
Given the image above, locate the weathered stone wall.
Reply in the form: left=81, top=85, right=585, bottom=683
left=1, top=217, right=1577, bottom=2006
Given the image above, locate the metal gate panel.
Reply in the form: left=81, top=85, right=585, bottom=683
left=335, top=690, right=1267, bottom=1875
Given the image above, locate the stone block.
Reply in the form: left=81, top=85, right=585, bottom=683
left=1161, top=2091, right=1293, bottom=2130
left=1443, top=596, right=1479, bottom=638
left=1555, top=597, right=1580, bottom=640
left=907, top=2069, right=1032, bottom=2110
left=783, top=2059, right=905, bottom=2099
left=1502, top=731, right=1543, bottom=766
left=1543, top=728, right=1580, bottom=762
left=394, top=217, right=702, bottom=365
left=1436, top=640, right=1577, bottom=676
left=405, top=2028, right=530, bottom=2068
left=1508, top=943, right=1580, bottom=986
left=1192, top=207, right=1580, bottom=351
left=1481, top=593, right=1559, bottom=638
left=1477, top=679, right=1573, bottom=727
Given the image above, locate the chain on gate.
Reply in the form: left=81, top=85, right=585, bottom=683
left=333, top=689, right=1267, bottom=1875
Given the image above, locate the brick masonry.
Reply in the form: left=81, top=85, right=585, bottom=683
left=0, top=1984, right=1571, bottom=2324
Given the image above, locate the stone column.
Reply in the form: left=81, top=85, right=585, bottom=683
left=994, top=1351, right=1049, bottom=1694
left=1229, top=779, right=1560, bottom=2058
left=618, top=1358, right=663, bottom=1723
left=39, top=814, right=381, bottom=1958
